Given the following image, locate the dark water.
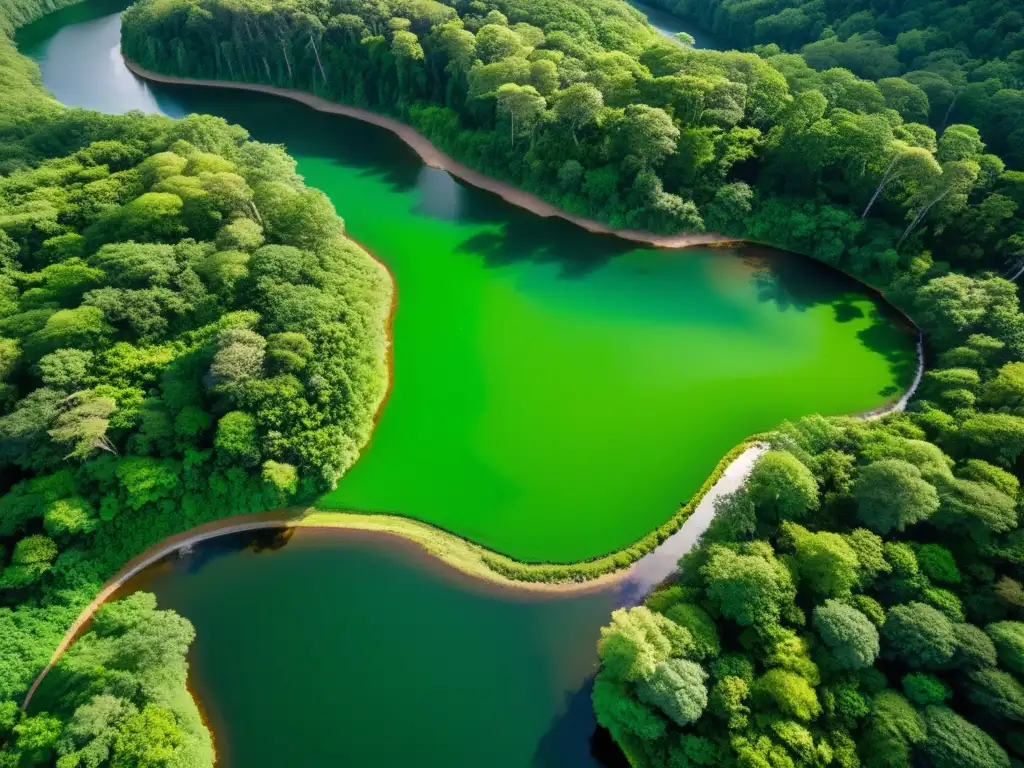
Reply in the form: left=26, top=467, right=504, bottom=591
left=113, top=529, right=629, bottom=768
left=626, top=0, right=729, bottom=49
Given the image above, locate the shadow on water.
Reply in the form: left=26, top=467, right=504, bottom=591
left=145, top=83, right=641, bottom=278
left=533, top=678, right=631, bottom=768
left=743, top=246, right=918, bottom=397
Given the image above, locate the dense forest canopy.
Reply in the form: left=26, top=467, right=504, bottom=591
left=641, top=0, right=1024, bottom=169
left=122, top=0, right=1023, bottom=286
left=0, top=0, right=389, bottom=763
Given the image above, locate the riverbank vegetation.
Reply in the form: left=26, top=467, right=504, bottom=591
left=594, top=287, right=1024, bottom=764
left=122, top=0, right=1022, bottom=288
left=0, top=0, right=389, bottom=761
left=640, top=0, right=1024, bottom=170
left=3, top=592, right=211, bottom=767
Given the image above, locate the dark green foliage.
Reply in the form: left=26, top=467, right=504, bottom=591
left=922, top=706, right=1010, bottom=768
left=883, top=602, right=957, bottom=668
left=986, top=622, right=1024, bottom=675
left=0, top=2, right=389, bottom=760
left=901, top=673, right=949, bottom=706
left=121, top=0, right=1022, bottom=285
left=597, top=401, right=1024, bottom=767
left=812, top=600, right=879, bottom=670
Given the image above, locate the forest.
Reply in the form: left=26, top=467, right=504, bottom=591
left=0, top=0, right=390, bottom=762
left=594, top=280, right=1024, bottom=762
left=3, top=0, right=1024, bottom=766
left=642, top=0, right=1024, bottom=168
left=121, top=0, right=1023, bottom=290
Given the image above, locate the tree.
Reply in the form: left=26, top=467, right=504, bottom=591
left=664, top=604, right=720, bottom=660
left=902, top=673, right=949, bottom=706
left=494, top=83, right=545, bottom=149
left=637, top=658, right=708, bottom=727
left=986, top=622, right=1024, bottom=675
left=48, top=392, right=118, bottom=460
left=615, top=104, right=679, bottom=167
left=853, top=459, right=939, bottom=534
left=957, top=413, right=1024, bottom=467
left=110, top=705, right=183, bottom=768
left=214, top=411, right=260, bottom=467
left=702, top=543, right=796, bottom=629
left=967, top=668, right=1024, bottom=722
left=744, top=450, right=819, bottom=522
left=208, top=328, right=265, bottom=390
left=860, top=691, right=926, bottom=768
left=813, top=600, right=879, bottom=670
left=922, top=706, right=1010, bottom=768
left=598, top=607, right=691, bottom=683
left=981, top=362, right=1024, bottom=410
left=785, top=523, right=860, bottom=597
left=43, top=496, right=97, bottom=537
left=752, top=669, right=821, bottom=721
left=36, top=349, right=93, bottom=392
left=882, top=602, right=957, bottom=668
left=553, top=83, right=604, bottom=143
left=0, top=535, right=58, bottom=588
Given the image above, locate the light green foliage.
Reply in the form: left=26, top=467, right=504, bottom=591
left=1, top=534, right=57, bottom=588
left=784, top=523, right=859, bottom=597
left=844, top=528, right=890, bottom=587
left=957, top=460, right=1019, bottom=499
left=261, top=460, right=298, bottom=499
left=882, top=602, right=958, bottom=668
left=986, top=622, right=1024, bottom=675
left=813, top=600, right=879, bottom=670
left=745, top=451, right=819, bottom=522
left=709, top=675, right=749, bottom=730
left=752, top=669, right=821, bottom=721
left=636, top=658, right=708, bottom=727
left=43, top=497, right=97, bottom=537
left=597, top=607, right=691, bottom=683
left=664, top=603, right=720, bottom=660
left=702, top=542, right=796, bottom=628
left=853, top=459, right=939, bottom=534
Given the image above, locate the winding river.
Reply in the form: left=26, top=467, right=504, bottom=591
left=16, top=1, right=917, bottom=765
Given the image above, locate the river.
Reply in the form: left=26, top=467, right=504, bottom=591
left=626, top=0, right=729, bottom=49
left=16, top=1, right=916, bottom=765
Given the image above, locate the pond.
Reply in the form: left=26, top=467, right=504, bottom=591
left=104, top=528, right=629, bottom=767
left=18, top=0, right=915, bottom=564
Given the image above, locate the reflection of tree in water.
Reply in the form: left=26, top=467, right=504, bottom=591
left=177, top=527, right=296, bottom=576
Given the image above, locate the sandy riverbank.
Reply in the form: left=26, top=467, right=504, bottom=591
left=124, top=60, right=735, bottom=250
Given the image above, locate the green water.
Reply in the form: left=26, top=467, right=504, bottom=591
left=19, top=1, right=915, bottom=563
left=109, top=529, right=626, bottom=767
